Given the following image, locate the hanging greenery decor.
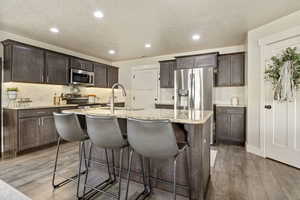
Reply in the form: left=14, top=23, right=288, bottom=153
left=265, top=47, right=300, bottom=102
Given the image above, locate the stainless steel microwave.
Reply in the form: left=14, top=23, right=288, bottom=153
left=70, top=68, right=94, bottom=86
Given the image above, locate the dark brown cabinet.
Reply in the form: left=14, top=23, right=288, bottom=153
left=39, top=116, right=58, bottom=146
left=159, top=60, right=175, bottom=88
left=45, top=51, right=69, bottom=85
left=19, top=117, right=40, bottom=151
left=3, top=106, right=78, bottom=156
left=215, top=53, right=245, bottom=87
left=175, top=53, right=218, bottom=69
left=70, top=57, right=94, bottom=72
left=2, top=40, right=44, bottom=83
left=94, top=63, right=107, bottom=88
left=215, top=106, right=246, bottom=145
left=107, top=66, right=119, bottom=88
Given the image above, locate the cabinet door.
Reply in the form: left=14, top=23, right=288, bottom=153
left=194, top=54, right=217, bottom=68
left=169, top=61, right=175, bottom=88
left=215, top=109, right=230, bottom=142
left=94, top=63, right=107, bottom=88
left=229, top=111, right=245, bottom=143
left=19, top=118, right=40, bottom=151
left=160, top=62, right=171, bottom=88
left=12, top=44, right=44, bottom=83
left=70, top=58, right=93, bottom=72
left=40, top=116, right=58, bottom=145
left=215, top=55, right=230, bottom=86
left=176, top=56, right=194, bottom=69
left=107, top=66, right=119, bottom=88
left=230, top=53, right=245, bottom=86
left=45, top=51, right=69, bottom=85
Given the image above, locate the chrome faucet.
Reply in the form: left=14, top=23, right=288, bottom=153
left=111, top=83, right=127, bottom=113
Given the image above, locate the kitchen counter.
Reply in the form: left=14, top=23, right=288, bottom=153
left=63, top=108, right=213, bottom=124
left=63, top=107, right=212, bottom=199
left=3, top=102, right=125, bottom=110
left=215, top=104, right=247, bottom=108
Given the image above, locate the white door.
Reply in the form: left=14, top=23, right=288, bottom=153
left=263, top=36, right=300, bottom=168
left=131, top=66, right=159, bottom=109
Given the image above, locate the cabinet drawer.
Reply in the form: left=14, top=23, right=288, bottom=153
left=216, top=106, right=245, bottom=114
left=19, top=108, right=59, bottom=118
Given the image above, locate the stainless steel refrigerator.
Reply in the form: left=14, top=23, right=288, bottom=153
left=174, top=67, right=213, bottom=111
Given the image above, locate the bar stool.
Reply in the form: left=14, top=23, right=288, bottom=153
left=52, top=112, right=89, bottom=199
left=83, top=115, right=129, bottom=200
left=126, top=118, right=192, bottom=200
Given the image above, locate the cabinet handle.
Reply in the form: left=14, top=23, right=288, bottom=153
left=41, top=118, right=44, bottom=126
left=38, top=118, right=41, bottom=126
left=203, top=139, right=207, bottom=144
left=47, top=75, right=49, bottom=83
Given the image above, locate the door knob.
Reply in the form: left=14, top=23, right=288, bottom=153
left=265, top=105, right=272, bottom=109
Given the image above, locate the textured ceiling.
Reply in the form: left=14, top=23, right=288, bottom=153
left=1, top=0, right=300, bottom=61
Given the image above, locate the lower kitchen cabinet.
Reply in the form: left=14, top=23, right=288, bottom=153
left=39, top=116, right=58, bottom=146
left=19, top=117, right=40, bottom=151
left=215, top=106, right=246, bottom=145
left=3, top=106, right=77, bottom=157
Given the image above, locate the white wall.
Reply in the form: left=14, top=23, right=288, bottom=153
left=113, top=45, right=246, bottom=106
left=247, top=10, right=300, bottom=156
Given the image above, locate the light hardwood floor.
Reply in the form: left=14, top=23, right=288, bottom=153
left=0, top=143, right=300, bottom=200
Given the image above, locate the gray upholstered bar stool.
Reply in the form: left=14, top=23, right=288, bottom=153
left=83, top=115, right=129, bottom=200
left=126, top=118, right=192, bottom=200
left=52, top=112, right=89, bottom=199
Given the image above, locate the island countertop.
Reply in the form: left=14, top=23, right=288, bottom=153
left=62, top=108, right=213, bottom=124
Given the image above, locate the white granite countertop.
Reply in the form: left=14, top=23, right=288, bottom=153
left=3, top=102, right=125, bottom=110
left=0, top=180, right=31, bottom=200
left=3, top=104, right=79, bottom=110
left=215, top=104, right=247, bottom=108
left=63, top=108, right=213, bottom=124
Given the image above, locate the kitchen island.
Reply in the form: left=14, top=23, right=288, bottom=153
left=63, top=108, right=213, bottom=200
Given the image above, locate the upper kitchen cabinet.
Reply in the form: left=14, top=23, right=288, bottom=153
left=107, top=66, right=119, bottom=88
left=2, top=40, right=44, bottom=83
left=175, top=53, right=218, bottom=69
left=159, top=60, right=176, bottom=88
left=45, top=51, right=69, bottom=85
left=70, top=57, right=94, bottom=72
left=215, top=52, right=245, bottom=87
left=94, top=62, right=107, bottom=88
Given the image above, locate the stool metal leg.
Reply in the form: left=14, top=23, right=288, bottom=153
left=52, top=137, right=61, bottom=189
left=185, top=147, right=192, bottom=200
left=118, top=148, right=124, bottom=200
left=76, top=141, right=85, bottom=199
left=125, top=149, right=134, bottom=200
left=173, top=157, right=177, bottom=200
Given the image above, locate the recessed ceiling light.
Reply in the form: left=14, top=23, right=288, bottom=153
left=94, top=10, right=104, bottom=19
left=192, top=34, right=200, bottom=41
left=50, top=27, right=59, bottom=33
left=145, top=43, right=151, bottom=48
left=108, top=50, right=116, bottom=54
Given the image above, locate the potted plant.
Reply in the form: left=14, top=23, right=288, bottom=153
left=7, top=87, right=18, bottom=100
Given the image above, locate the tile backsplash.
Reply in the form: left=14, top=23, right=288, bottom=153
left=213, top=86, right=246, bottom=105
left=2, top=82, right=124, bottom=107
left=159, top=87, right=247, bottom=106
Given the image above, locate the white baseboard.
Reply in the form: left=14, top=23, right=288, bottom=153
left=246, top=144, right=265, bottom=157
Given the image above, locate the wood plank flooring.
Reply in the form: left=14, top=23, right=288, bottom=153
left=0, top=143, right=299, bottom=200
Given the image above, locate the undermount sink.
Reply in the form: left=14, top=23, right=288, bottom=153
left=97, top=107, right=144, bottom=111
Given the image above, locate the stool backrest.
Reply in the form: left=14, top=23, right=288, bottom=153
left=86, top=115, right=126, bottom=149
left=127, top=118, right=179, bottom=159
left=53, top=112, right=87, bottom=142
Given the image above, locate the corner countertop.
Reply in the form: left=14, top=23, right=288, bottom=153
left=3, top=102, right=125, bottom=110
left=62, top=108, right=213, bottom=124
left=0, top=179, right=31, bottom=200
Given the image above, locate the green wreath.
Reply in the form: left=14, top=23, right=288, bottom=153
left=265, top=47, right=300, bottom=90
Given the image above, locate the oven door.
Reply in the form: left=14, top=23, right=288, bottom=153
left=71, top=69, right=94, bottom=86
